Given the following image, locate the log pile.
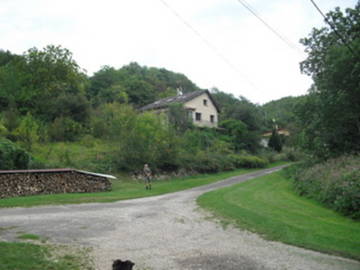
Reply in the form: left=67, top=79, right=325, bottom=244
left=0, top=169, right=112, bottom=199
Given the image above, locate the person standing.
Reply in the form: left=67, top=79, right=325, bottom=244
left=143, top=164, right=152, bottom=190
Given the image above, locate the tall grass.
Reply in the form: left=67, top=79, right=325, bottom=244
left=291, top=155, right=360, bottom=219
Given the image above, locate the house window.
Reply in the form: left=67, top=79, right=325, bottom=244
left=195, top=112, right=201, bottom=121
left=187, top=111, right=193, bottom=120
left=210, top=115, right=215, bottom=123
left=203, top=99, right=207, bottom=106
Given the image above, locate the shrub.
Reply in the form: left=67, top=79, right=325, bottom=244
left=292, top=155, right=360, bottom=219
left=259, top=147, right=304, bottom=163
left=0, top=138, right=30, bottom=169
left=12, top=113, right=40, bottom=150
left=268, top=129, right=282, bottom=152
left=282, top=147, right=305, bottom=161
left=48, top=117, right=84, bottom=142
left=229, top=154, right=268, bottom=168
left=28, top=157, right=46, bottom=169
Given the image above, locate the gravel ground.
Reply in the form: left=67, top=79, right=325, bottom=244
left=0, top=166, right=359, bottom=270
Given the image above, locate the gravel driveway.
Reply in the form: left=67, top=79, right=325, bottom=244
left=0, top=165, right=359, bottom=270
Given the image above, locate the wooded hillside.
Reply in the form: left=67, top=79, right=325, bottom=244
left=1, top=45, right=293, bottom=173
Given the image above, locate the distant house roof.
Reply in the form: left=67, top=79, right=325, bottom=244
left=262, top=128, right=290, bottom=137
left=139, top=90, right=220, bottom=113
left=0, top=168, right=117, bottom=179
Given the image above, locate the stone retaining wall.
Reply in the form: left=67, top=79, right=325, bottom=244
left=0, top=170, right=112, bottom=199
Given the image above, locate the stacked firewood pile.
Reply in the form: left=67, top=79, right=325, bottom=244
left=0, top=170, right=112, bottom=199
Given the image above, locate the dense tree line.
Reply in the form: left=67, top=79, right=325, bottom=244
left=297, top=3, right=360, bottom=159
left=288, top=3, right=360, bottom=220
left=1, top=45, right=287, bottom=172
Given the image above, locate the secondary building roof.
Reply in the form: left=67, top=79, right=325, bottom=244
left=139, top=90, right=220, bottom=113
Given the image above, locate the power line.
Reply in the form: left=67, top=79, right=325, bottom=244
left=309, top=0, right=359, bottom=58
left=236, top=0, right=303, bottom=54
left=158, top=0, right=259, bottom=91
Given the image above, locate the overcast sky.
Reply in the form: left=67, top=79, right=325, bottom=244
left=0, top=0, right=357, bottom=104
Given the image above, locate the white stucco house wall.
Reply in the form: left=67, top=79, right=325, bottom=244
left=139, top=90, right=220, bottom=128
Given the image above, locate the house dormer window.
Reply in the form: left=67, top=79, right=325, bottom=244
left=203, top=99, right=207, bottom=106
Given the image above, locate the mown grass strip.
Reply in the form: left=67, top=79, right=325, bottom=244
left=0, top=242, right=92, bottom=270
left=0, top=162, right=286, bottom=208
left=17, top=233, right=41, bottom=241
left=197, top=171, right=360, bottom=260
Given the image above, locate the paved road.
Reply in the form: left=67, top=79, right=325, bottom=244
left=0, top=165, right=359, bottom=270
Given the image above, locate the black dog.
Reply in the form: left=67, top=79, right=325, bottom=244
left=112, top=259, right=135, bottom=270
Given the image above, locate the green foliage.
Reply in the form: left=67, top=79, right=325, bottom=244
left=212, top=89, right=263, bottom=152
left=257, top=148, right=302, bottom=164
left=292, top=155, right=360, bottom=219
left=262, top=96, right=304, bottom=130
left=0, top=49, right=18, bottom=67
left=298, top=3, right=360, bottom=158
left=281, top=147, right=305, bottom=162
left=1, top=45, right=89, bottom=120
left=88, top=62, right=201, bottom=107
left=167, top=103, right=193, bottom=132
left=12, top=113, right=40, bottom=150
left=1, top=109, right=20, bottom=132
left=0, top=116, right=8, bottom=137
left=228, top=154, right=268, bottom=168
left=0, top=44, right=272, bottom=174
left=268, top=129, right=282, bottom=152
left=31, top=141, right=114, bottom=172
left=111, top=111, right=178, bottom=171
left=48, top=117, right=84, bottom=142
left=0, top=138, right=30, bottom=169
left=220, top=119, right=249, bottom=151
left=178, top=151, right=234, bottom=173
left=90, top=102, right=137, bottom=140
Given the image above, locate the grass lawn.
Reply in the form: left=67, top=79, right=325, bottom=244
left=197, top=171, right=360, bottom=260
left=0, top=242, right=92, bottom=270
left=17, top=233, right=42, bottom=241
left=0, top=162, right=286, bottom=208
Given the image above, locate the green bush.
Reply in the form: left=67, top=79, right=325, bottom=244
left=28, top=157, right=46, bottom=169
left=259, top=147, right=304, bottom=163
left=292, top=155, right=360, bottom=219
left=48, top=117, right=84, bottom=142
left=282, top=147, right=305, bottom=161
left=0, top=139, right=30, bottom=169
left=228, top=154, right=268, bottom=168
left=177, top=151, right=234, bottom=173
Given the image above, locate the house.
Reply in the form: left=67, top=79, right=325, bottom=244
left=139, top=90, right=220, bottom=128
left=260, top=128, right=290, bottom=147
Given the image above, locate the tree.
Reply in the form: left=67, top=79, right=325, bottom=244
left=13, top=113, right=39, bottom=150
left=219, top=119, right=248, bottom=151
left=0, top=54, right=29, bottom=111
left=268, top=128, right=282, bottom=152
left=0, top=45, right=90, bottom=123
left=262, top=96, right=304, bottom=130
left=298, top=3, right=360, bottom=157
left=24, top=45, right=89, bottom=120
left=88, top=62, right=202, bottom=108
left=0, top=138, right=30, bottom=169
left=87, top=66, right=120, bottom=105
left=167, top=103, right=192, bottom=133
